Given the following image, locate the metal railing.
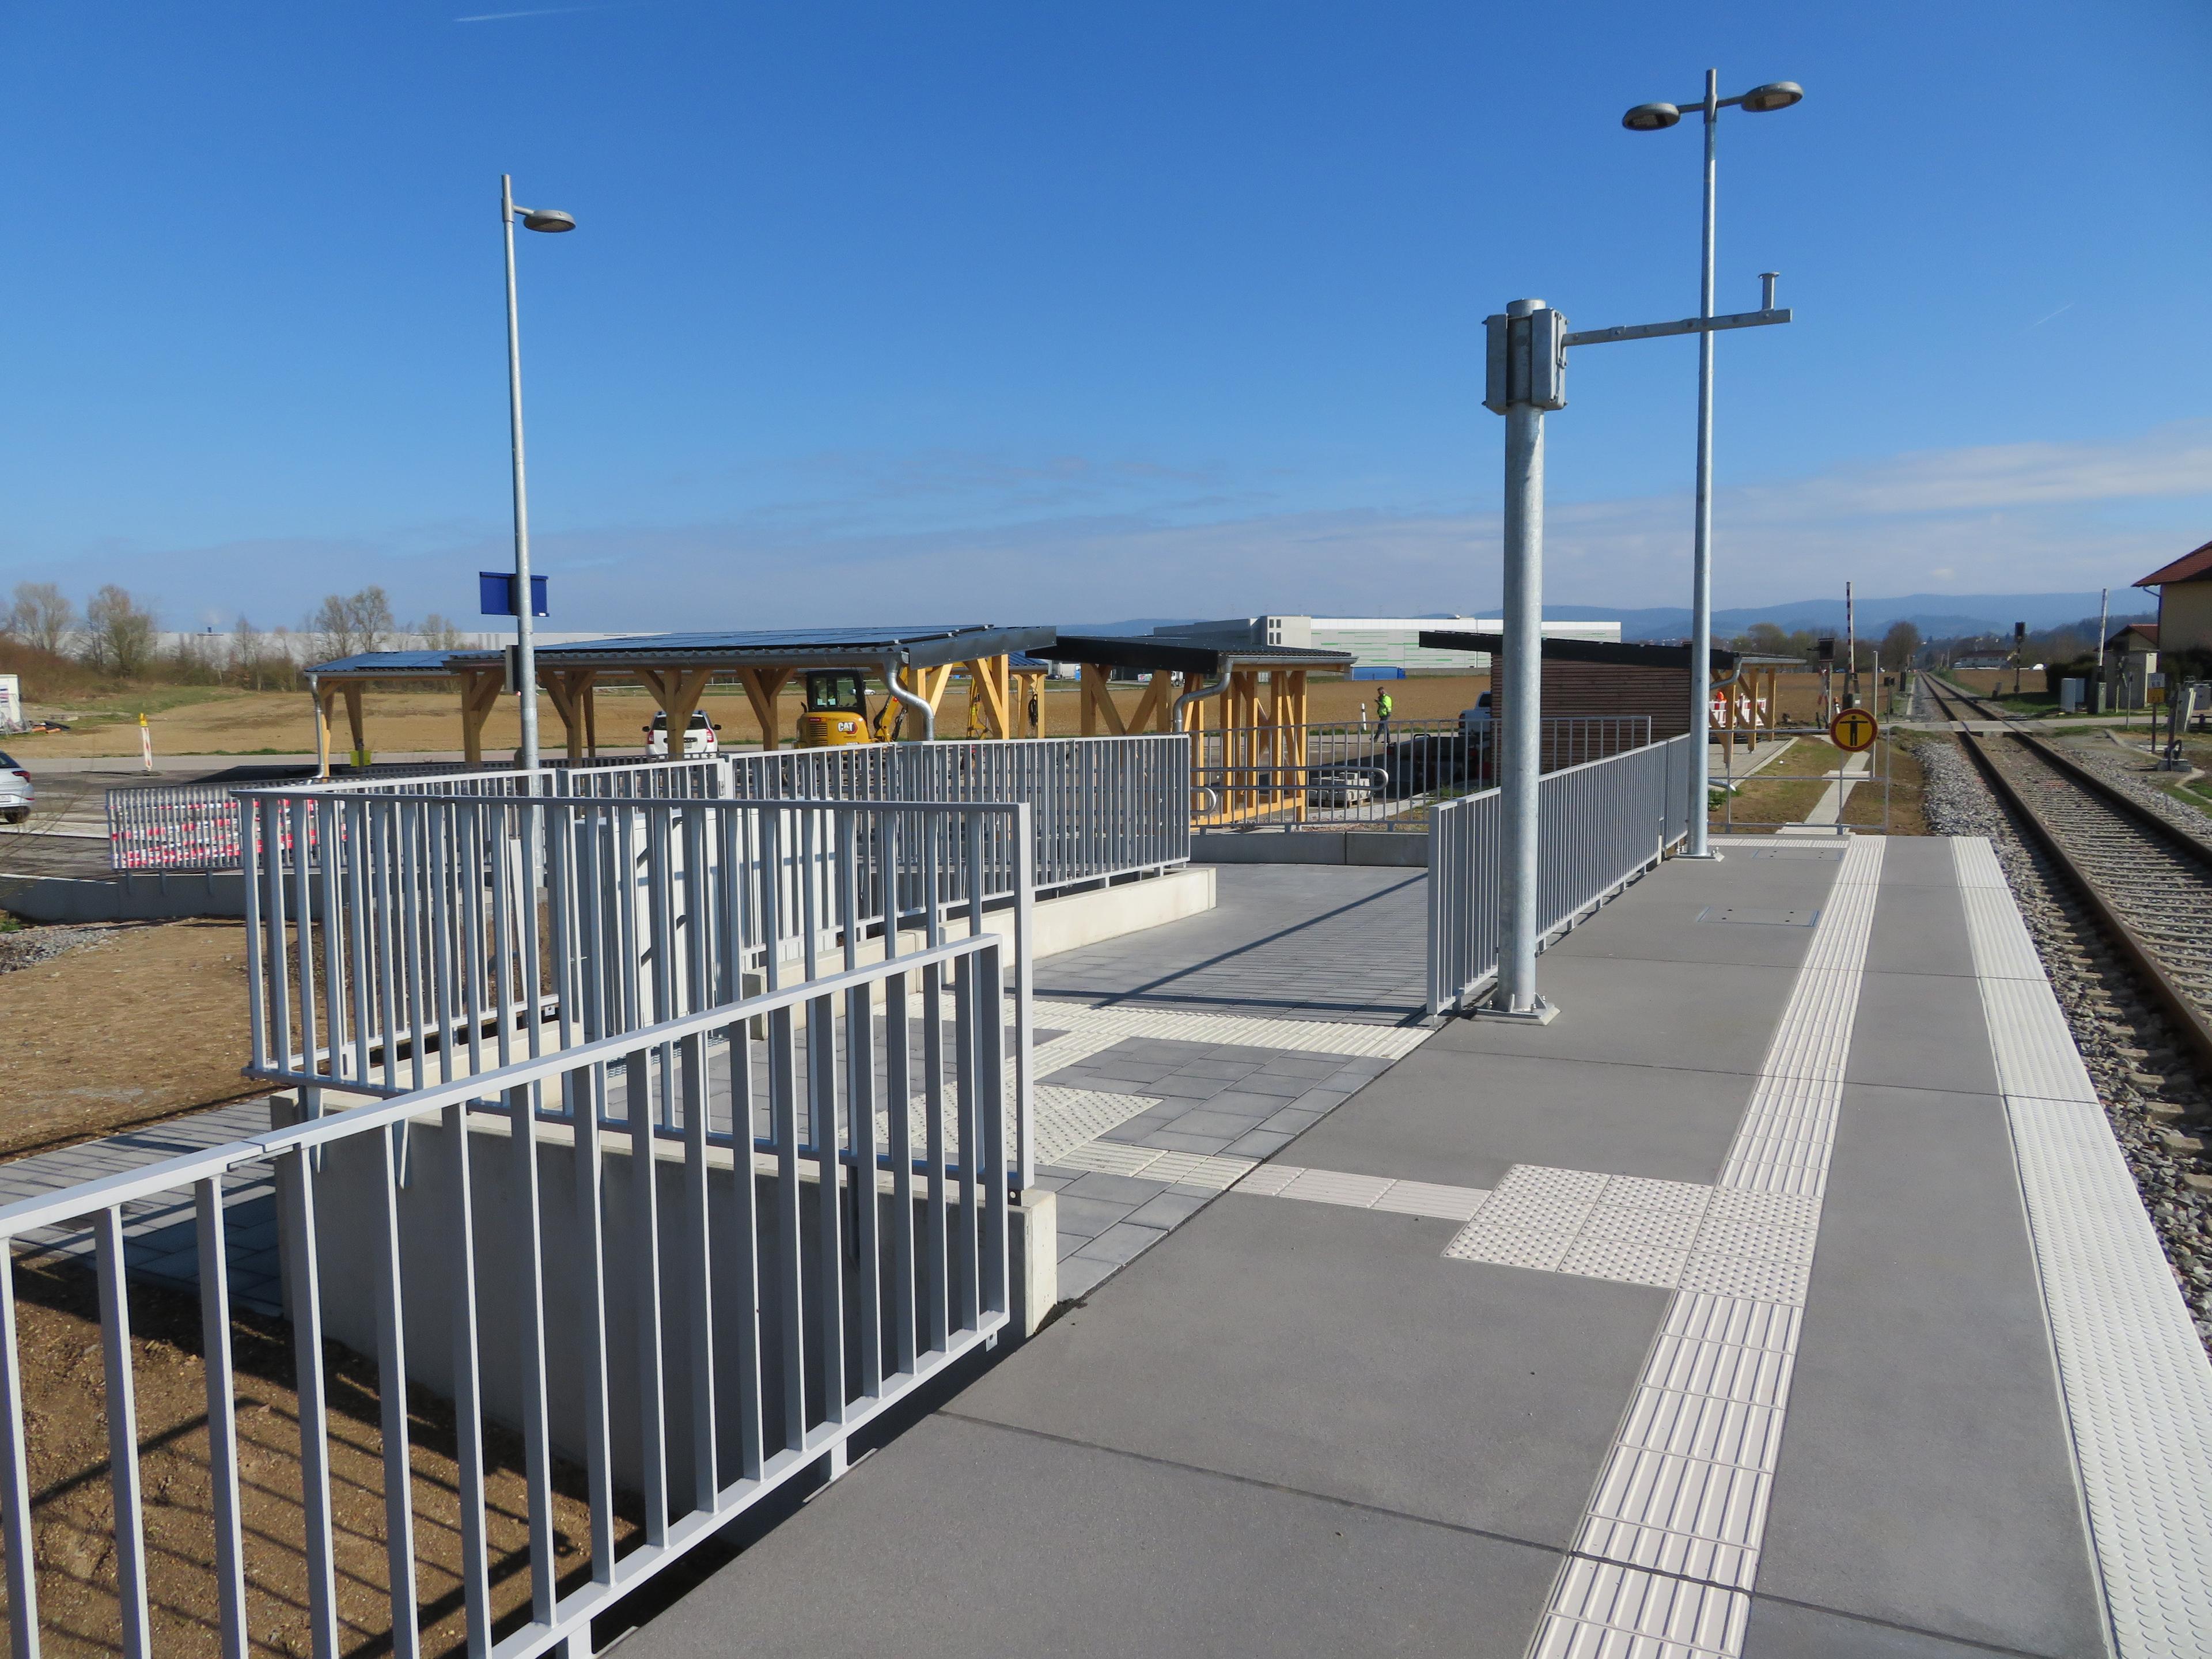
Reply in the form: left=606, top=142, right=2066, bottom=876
left=0, top=933, right=1014, bottom=1659
left=724, top=734, right=1189, bottom=889
left=107, top=759, right=726, bottom=872
left=1427, top=734, right=1694, bottom=1015
left=1709, top=725, right=1893, bottom=836
left=240, top=789, right=1040, bottom=1180
left=109, top=736, right=1191, bottom=880
left=1191, top=715, right=1656, bottom=832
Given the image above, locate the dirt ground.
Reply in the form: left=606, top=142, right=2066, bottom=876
left=5, top=675, right=1503, bottom=764
left=1, top=1256, right=634, bottom=1657
left=0, top=922, right=260, bottom=1161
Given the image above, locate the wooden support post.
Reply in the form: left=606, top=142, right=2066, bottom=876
left=963, top=656, right=1012, bottom=740
left=340, top=683, right=367, bottom=767
left=1013, top=670, right=1046, bottom=737
left=635, top=666, right=717, bottom=756
left=1078, top=664, right=1127, bottom=736
left=542, top=669, right=597, bottom=764
left=313, top=684, right=334, bottom=778
left=459, top=668, right=506, bottom=768
left=584, top=677, right=599, bottom=757
left=736, top=667, right=793, bottom=750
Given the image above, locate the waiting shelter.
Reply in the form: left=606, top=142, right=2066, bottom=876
left=304, top=649, right=507, bottom=776
left=1418, top=630, right=1792, bottom=756
left=305, top=624, right=1058, bottom=774
left=1051, top=632, right=1355, bottom=825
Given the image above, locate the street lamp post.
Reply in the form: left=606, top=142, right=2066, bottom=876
left=500, top=174, right=576, bottom=773
left=1624, top=72, right=1802, bottom=857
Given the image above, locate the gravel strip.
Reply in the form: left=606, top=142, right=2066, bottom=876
left=0, top=922, right=114, bottom=976
left=1910, top=732, right=2212, bottom=1351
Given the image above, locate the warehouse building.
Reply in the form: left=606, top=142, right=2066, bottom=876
left=1150, top=614, right=1620, bottom=671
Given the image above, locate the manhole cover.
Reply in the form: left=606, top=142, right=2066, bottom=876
left=1696, top=905, right=1821, bottom=926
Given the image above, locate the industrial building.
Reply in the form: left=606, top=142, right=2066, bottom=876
left=1149, top=614, right=1621, bottom=671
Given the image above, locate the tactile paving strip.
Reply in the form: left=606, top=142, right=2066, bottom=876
left=1955, top=835, right=2212, bottom=1659
left=1032, top=999, right=1432, bottom=1059
left=1530, top=835, right=1885, bottom=1658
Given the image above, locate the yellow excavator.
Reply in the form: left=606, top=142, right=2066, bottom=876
left=796, top=670, right=902, bottom=747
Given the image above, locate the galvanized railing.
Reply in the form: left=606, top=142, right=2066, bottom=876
left=724, top=734, right=1190, bottom=889
left=1192, top=714, right=1656, bottom=832
left=0, top=932, right=1014, bottom=1659
left=1426, top=733, right=1694, bottom=1015
left=241, top=789, right=1039, bottom=1180
left=107, top=759, right=726, bottom=872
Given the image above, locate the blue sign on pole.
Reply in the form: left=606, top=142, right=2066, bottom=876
left=478, top=573, right=549, bottom=618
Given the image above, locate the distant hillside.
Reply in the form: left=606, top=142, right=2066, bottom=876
left=1534, top=592, right=2141, bottom=641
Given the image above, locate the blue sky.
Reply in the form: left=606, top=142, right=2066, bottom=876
left=2, top=0, right=2207, bottom=634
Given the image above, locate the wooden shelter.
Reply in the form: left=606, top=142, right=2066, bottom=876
left=1051, top=634, right=1355, bottom=825
left=304, top=650, right=507, bottom=777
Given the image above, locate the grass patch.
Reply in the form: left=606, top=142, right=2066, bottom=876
left=1710, top=737, right=1847, bottom=833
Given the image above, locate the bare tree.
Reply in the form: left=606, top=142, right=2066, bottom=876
left=308, top=585, right=396, bottom=661
left=413, top=612, right=463, bottom=652
left=5, top=582, right=77, bottom=656
left=84, top=585, right=159, bottom=677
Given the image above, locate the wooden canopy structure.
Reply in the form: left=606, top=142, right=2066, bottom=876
left=1051, top=634, right=1355, bottom=825
left=304, top=650, right=507, bottom=777
left=306, top=624, right=1058, bottom=772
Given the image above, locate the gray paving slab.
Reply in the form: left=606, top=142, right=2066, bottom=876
left=1863, top=863, right=1979, bottom=979
left=1036, top=864, right=1430, bottom=1022
left=1840, top=972, right=2004, bottom=1097
left=1278, top=1048, right=1758, bottom=1191
left=1426, top=950, right=1800, bottom=1078
left=957, top=1194, right=1665, bottom=1546
left=1743, top=1598, right=2041, bottom=1658
left=621, top=1412, right=1560, bottom=1658
left=1546, top=887, right=1831, bottom=970
left=1755, top=1081, right=2108, bottom=1658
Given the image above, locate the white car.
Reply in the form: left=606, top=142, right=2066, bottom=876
left=0, top=752, right=30, bottom=824
left=645, top=711, right=721, bottom=759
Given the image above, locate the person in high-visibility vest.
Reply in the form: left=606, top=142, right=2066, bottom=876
left=1376, top=688, right=1394, bottom=745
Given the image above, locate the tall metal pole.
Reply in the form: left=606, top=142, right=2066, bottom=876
left=1685, top=68, right=1720, bottom=857
left=502, top=174, right=541, bottom=774
left=1493, top=298, right=1553, bottom=1021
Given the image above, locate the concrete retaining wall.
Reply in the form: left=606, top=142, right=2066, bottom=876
left=1193, top=831, right=1427, bottom=868
left=0, top=869, right=264, bottom=924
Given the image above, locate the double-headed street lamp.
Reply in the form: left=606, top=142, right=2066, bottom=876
left=501, top=173, right=575, bottom=773
left=1623, top=71, right=1802, bottom=859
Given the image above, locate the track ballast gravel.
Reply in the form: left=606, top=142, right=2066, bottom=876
left=1911, top=732, right=2212, bottom=1351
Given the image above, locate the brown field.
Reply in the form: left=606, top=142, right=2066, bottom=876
left=5, top=675, right=1499, bottom=762
left=0, top=921, right=261, bottom=1161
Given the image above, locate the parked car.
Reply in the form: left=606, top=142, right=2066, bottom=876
left=0, top=752, right=31, bottom=823
left=645, top=710, right=721, bottom=759
left=1305, top=763, right=1386, bottom=808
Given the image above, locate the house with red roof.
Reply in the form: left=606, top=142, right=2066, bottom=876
left=2134, top=540, right=2212, bottom=659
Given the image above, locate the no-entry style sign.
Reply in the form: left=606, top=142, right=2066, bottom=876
left=1829, top=707, right=1879, bottom=752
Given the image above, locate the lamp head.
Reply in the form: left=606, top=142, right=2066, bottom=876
left=1738, top=81, right=1804, bottom=113
left=520, top=208, right=577, bottom=233
left=1622, top=101, right=1681, bottom=131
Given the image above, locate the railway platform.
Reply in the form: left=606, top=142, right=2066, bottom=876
left=619, top=834, right=2212, bottom=1659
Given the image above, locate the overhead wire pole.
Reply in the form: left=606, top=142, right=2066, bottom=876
left=1479, top=263, right=1793, bottom=1017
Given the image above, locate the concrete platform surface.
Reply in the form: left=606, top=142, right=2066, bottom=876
left=619, top=836, right=2212, bottom=1659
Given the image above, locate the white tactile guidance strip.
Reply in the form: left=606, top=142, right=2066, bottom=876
left=1955, top=835, right=2212, bottom=1659
left=1525, top=834, right=1886, bottom=1658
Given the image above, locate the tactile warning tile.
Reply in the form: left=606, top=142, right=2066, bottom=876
left=1030, top=999, right=1431, bottom=1059
left=1954, top=836, right=2212, bottom=1658
left=1533, top=836, right=1885, bottom=1658
left=1533, top=1559, right=1747, bottom=1659
left=1031, top=1086, right=1163, bottom=1167
left=1050, top=1140, right=1257, bottom=1190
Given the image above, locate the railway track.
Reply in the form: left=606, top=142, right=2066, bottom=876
left=1922, top=679, right=2212, bottom=1076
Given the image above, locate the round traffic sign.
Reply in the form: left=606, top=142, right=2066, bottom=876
left=1828, top=707, right=1879, bottom=752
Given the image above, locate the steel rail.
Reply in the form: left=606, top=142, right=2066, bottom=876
left=1931, top=680, right=2212, bottom=1081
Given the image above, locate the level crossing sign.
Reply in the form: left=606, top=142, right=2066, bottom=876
left=1828, top=707, right=1879, bottom=752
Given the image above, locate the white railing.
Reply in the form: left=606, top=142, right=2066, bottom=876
left=1426, top=734, right=1694, bottom=1016
left=0, top=933, right=1014, bottom=1659
left=241, top=789, right=1041, bottom=1184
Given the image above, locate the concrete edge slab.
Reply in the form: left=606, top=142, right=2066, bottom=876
left=1953, top=835, right=2212, bottom=1659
